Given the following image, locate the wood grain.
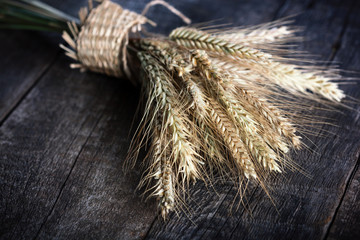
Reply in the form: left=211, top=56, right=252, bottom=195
left=325, top=1, right=360, bottom=239
left=0, top=0, right=86, bottom=124
left=0, top=0, right=359, bottom=239
left=0, top=31, right=59, bottom=124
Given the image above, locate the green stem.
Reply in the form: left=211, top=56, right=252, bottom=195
left=0, top=0, right=79, bottom=32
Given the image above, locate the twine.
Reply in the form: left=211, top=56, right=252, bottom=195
left=61, top=0, right=190, bottom=81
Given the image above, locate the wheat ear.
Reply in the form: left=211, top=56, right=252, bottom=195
left=260, top=61, right=345, bottom=102
left=169, top=27, right=270, bottom=61
left=211, top=55, right=345, bottom=102
left=216, top=19, right=299, bottom=48
left=147, top=120, right=175, bottom=219
left=139, top=39, right=210, bottom=117
left=139, top=40, right=227, bottom=177
left=237, top=88, right=300, bottom=148
left=209, top=56, right=301, bottom=151
left=138, top=52, right=202, bottom=185
left=207, top=99, right=257, bottom=179
left=191, top=50, right=282, bottom=173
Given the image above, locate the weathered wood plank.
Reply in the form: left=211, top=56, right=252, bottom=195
left=326, top=1, right=360, bottom=238
left=326, top=161, right=360, bottom=240
left=0, top=0, right=214, bottom=239
left=0, top=31, right=58, bottom=124
left=31, top=57, right=157, bottom=240
left=228, top=0, right=360, bottom=239
left=1, top=0, right=359, bottom=239
left=0, top=52, right=156, bottom=239
left=145, top=0, right=360, bottom=239
left=0, top=0, right=86, bottom=124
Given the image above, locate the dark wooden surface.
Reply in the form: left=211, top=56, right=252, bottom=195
left=1, top=0, right=359, bottom=239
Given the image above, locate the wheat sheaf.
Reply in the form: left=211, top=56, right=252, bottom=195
left=3, top=0, right=345, bottom=219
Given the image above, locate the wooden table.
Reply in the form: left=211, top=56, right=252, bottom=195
left=1, top=0, right=359, bottom=239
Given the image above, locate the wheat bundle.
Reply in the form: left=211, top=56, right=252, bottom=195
left=0, top=0, right=348, bottom=219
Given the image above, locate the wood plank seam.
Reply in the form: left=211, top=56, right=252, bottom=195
left=323, top=154, right=360, bottom=240
left=143, top=215, right=158, bottom=239
left=0, top=50, right=61, bottom=126
left=326, top=0, right=355, bottom=63
left=306, top=0, right=316, bottom=9
left=226, top=185, right=261, bottom=239
left=320, top=1, right=359, bottom=238
left=197, top=186, right=235, bottom=239
left=32, top=94, right=114, bottom=240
